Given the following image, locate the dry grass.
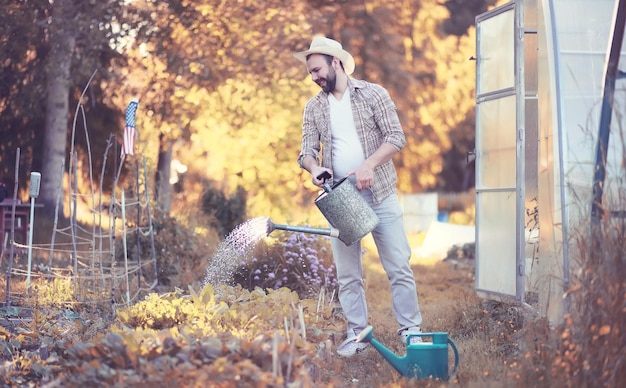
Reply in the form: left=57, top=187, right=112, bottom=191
left=324, top=217, right=624, bottom=387
left=323, top=251, right=495, bottom=387
left=1, top=209, right=623, bottom=386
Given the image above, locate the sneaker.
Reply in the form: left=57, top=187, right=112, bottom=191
left=337, top=331, right=369, bottom=357
left=400, top=326, right=423, bottom=345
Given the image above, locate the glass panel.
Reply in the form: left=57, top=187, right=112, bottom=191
left=558, top=53, right=612, bottom=215
left=523, top=0, right=538, bottom=31
left=476, top=191, right=517, bottom=296
left=476, top=95, right=517, bottom=189
left=525, top=98, right=539, bottom=196
left=524, top=33, right=538, bottom=95
left=609, top=90, right=626, bottom=174
left=553, top=0, right=615, bottom=53
left=562, top=95, right=600, bottom=167
left=559, top=53, right=605, bottom=95
left=554, top=0, right=619, bottom=208
left=477, top=8, right=515, bottom=94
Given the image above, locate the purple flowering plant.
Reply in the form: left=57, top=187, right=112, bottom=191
left=232, top=231, right=338, bottom=298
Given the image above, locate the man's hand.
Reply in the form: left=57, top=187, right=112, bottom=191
left=301, top=155, right=332, bottom=188
left=347, top=162, right=375, bottom=190
left=311, top=166, right=333, bottom=187
left=347, top=143, right=399, bottom=190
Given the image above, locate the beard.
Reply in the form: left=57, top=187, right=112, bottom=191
left=317, top=66, right=337, bottom=94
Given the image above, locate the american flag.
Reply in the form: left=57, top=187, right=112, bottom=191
left=122, top=98, right=139, bottom=156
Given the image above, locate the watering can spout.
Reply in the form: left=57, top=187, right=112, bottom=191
left=266, top=219, right=340, bottom=239
left=356, top=326, right=411, bottom=377
left=356, top=326, right=408, bottom=376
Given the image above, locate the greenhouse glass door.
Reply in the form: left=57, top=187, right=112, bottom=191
left=475, top=1, right=525, bottom=300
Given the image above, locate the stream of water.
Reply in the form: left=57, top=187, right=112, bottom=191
left=202, top=216, right=270, bottom=287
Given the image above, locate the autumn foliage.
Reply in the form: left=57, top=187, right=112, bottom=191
left=2, top=0, right=480, bottom=219
left=1, top=0, right=623, bottom=387
left=1, top=213, right=624, bottom=386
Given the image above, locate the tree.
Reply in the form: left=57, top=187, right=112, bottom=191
left=117, top=0, right=318, bottom=215
left=113, top=0, right=483, bottom=219
left=2, top=0, right=487, bottom=226
left=0, top=2, right=49, bottom=190
left=40, top=0, right=76, bottom=219
left=1, top=0, right=130, bottom=220
left=441, top=0, right=498, bottom=36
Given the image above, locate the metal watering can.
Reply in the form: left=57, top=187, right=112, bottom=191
left=266, top=171, right=379, bottom=245
left=356, top=326, right=460, bottom=380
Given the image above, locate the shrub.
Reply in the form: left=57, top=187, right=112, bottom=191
left=504, top=216, right=626, bottom=387
left=129, top=214, right=220, bottom=289
left=200, top=180, right=247, bottom=237
left=232, top=231, right=338, bottom=299
left=446, top=242, right=475, bottom=260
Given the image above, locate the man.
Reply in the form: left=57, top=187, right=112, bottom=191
left=294, top=36, right=423, bottom=357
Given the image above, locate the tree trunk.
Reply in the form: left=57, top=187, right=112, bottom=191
left=40, top=0, right=75, bottom=220
left=155, top=133, right=172, bottom=215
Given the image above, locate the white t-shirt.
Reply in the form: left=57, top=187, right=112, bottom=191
left=328, top=89, right=365, bottom=181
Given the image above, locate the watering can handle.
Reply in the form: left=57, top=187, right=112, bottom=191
left=316, top=171, right=333, bottom=193
left=316, top=171, right=332, bottom=182
left=448, top=338, right=460, bottom=378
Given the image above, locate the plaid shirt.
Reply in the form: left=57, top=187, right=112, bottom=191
left=298, top=78, right=406, bottom=204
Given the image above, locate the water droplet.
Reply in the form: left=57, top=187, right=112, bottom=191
left=202, top=217, right=269, bottom=287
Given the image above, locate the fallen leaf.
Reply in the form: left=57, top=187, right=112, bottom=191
left=598, top=325, right=611, bottom=336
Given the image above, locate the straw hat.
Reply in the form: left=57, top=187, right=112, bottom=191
left=293, top=36, right=355, bottom=75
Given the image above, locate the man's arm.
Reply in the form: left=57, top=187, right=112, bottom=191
left=301, top=155, right=333, bottom=187
left=348, top=143, right=399, bottom=190
left=372, top=84, right=406, bottom=150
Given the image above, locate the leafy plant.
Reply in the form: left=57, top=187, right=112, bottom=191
left=116, top=285, right=228, bottom=332
left=62, top=284, right=329, bottom=386
left=32, top=278, right=75, bottom=308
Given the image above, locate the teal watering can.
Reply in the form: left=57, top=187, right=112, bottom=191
left=356, top=326, right=459, bottom=380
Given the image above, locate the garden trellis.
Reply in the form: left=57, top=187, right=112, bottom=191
left=2, top=97, right=158, bottom=310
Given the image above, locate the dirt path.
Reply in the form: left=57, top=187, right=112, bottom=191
left=322, top=246, right=480, bottom=387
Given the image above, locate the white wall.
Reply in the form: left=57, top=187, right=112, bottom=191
left=400, top=192, right=438, bottom=233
